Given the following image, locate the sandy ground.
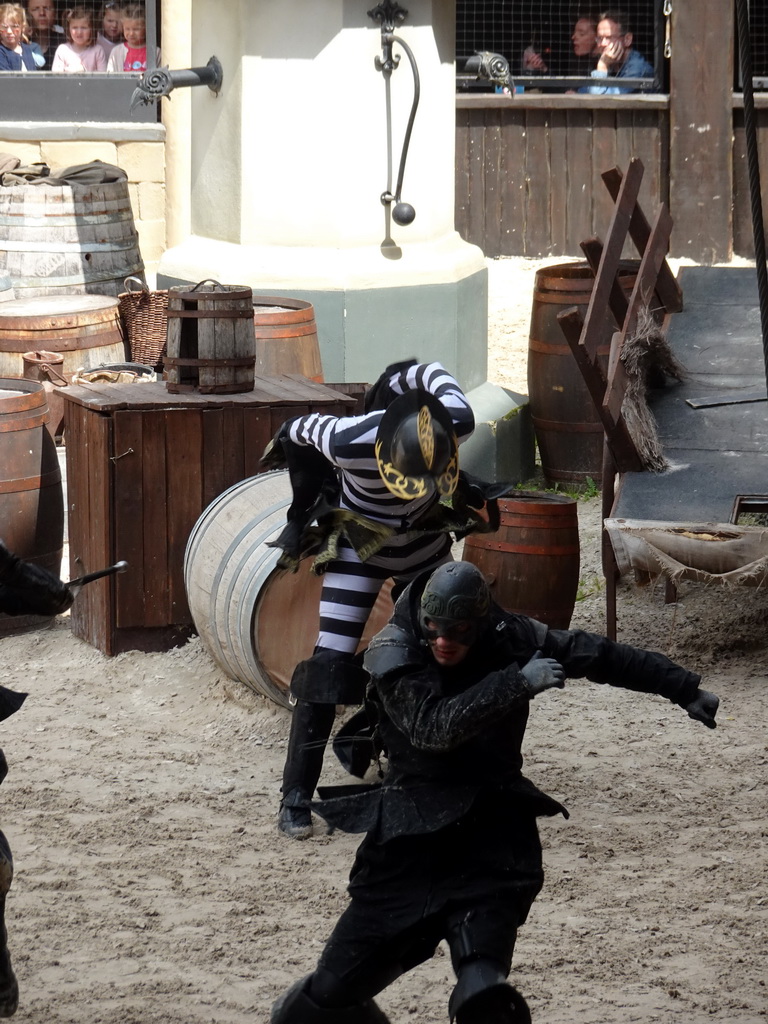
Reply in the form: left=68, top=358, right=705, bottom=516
left=2, top=256, right=767, bottom=1024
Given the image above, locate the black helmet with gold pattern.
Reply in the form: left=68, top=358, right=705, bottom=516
left=375, top=390, right=459, bottom=499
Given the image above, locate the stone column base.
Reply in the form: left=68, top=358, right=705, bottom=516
left=157, top=233, right=488, bottom=388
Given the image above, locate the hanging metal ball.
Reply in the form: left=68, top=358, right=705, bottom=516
left=392, top=202, right=416, bottom=226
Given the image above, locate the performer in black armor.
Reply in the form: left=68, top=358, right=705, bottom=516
left=0, top=539, right=74, bottom=1016
left=271, top=561, right=719, bottom=1023
left=264, top=360, right=492, bottom=840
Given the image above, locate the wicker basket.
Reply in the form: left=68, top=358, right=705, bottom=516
left=118, top=276, right=169, bottom=369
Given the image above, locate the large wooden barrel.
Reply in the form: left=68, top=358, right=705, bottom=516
left=462, top=492, right=580, bottom=629
left=0, top=295, right=127, bottom=380
left=528, top=261, right=637, bottom=487
left=184, top=471, right=393, bottom=708
left=0, top=180, right=144, bottom=298
left=253, top=296, right=324, bottom=382
left=0, top=378, right=64, bottom=636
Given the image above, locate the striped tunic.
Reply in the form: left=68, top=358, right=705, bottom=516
left=286, top=362, right=475, bottom=652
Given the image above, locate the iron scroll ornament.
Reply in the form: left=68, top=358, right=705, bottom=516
left=368, top=3, right=419, bottom=226
left=130, top=56, right=223, bottom=111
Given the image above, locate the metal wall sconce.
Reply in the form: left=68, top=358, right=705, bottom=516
left=368, top=2, right=419, bottom=226
left=130, top=56, right=223, bottom=111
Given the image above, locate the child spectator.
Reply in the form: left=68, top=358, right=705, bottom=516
left=96, top=0, right=121, bottom=58
left=51, top=6, right=107, bottom=71
left=106, top=3, right=158, bottom=72
left=0, top=2, right=40, bottom=69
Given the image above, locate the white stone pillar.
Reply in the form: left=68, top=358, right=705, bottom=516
left=158, top=0, right=488, bottom=388
left=160, top=0, right=192, bottom=249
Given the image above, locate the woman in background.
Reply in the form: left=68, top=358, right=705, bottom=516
left=0, top=3, right=40, bottom=69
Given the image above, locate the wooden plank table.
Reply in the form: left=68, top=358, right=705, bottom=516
left=62, top=375, right=358, bottom=655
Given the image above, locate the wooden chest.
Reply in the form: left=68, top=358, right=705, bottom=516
left=62, top=375, right=357, bottom=655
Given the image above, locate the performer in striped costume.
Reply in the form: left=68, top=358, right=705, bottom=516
left=267, top=361, right=475, bottom=839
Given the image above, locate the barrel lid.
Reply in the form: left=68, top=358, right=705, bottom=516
left=0, top=294, right=118, bottom=315
left=0, top=294, right=119, bottom=329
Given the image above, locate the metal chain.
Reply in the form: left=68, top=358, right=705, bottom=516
left=663, top=0, right=672, bottom=58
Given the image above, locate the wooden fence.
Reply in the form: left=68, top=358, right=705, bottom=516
left=456, top=94, right=668, bottom=258
left=455, top=1, right=768, bottom=263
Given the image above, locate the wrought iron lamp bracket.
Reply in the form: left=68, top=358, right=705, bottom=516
left=368, top=1, right=408, bottom=72
left=130, top=56, right=223, bottom=110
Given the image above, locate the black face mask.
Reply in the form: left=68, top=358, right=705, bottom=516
left=420, top=615, right=479, bottom=646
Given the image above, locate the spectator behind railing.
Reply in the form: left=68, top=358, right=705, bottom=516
left=0, top=2, right=41, bottom=70
left=106, top=4, right=159, bottom=73
left=520, top=14, right=599, bottom=91
left=51, top=6, right=106, bottom=72
left=24, top=0, right=62, bottom=69
left=587, top=8, right=655, bottom=94
left=97, top=0, right=122, bottom=59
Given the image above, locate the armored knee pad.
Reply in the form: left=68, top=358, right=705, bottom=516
left=271, top=975, right=391, bottom=1024
left=449, top=960, right=531, bottom=1024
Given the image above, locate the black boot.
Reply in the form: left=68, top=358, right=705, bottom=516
left=0, top=831, right=18, bottom=1018
left=278, top=699, right=335, bottom=840
left=277, top=787, right=313, bottom=840
left=271, top=976, right=391, bottom=1024
left=449, top=960, right=531, bottom=1024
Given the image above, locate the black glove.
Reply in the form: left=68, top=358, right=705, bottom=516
left=0, top=542, right=73, bottom=617
left=519, top=650, right=565, bottom=696
left=684, top=687, right=719, bottom=729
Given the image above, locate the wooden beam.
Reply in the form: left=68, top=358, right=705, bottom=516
left=580, top=159, right=644, bottom=361
left=601, top=167, right=682, bottom=313
left=668, top=0, right=733, bottom=262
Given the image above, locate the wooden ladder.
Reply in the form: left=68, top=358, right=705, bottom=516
left=555, top=158, right=682, bottom=639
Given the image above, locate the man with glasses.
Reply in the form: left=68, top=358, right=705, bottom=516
left=587, top=8, right=654, bottom=94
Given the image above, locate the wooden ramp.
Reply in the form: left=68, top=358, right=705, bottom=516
left=557, top=159, right=768, bottom=638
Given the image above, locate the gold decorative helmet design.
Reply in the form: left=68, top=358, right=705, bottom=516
left=374, top=390, right=459, bottom=499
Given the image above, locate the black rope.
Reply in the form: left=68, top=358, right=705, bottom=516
left=736, top=0, right=768, bottom=391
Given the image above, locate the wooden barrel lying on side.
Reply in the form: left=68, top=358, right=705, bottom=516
left=462, top=492, right=580, bottom=629
left=0, top=295, right=127, bottom=380
left=253, top=296, right=324, bottom=382
left=184, top=470, right=392, bottom=708
left=0, top=377, right=64, bottom=636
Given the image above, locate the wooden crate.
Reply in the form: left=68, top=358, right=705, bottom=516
left=62, top=375, right=357, bottom=655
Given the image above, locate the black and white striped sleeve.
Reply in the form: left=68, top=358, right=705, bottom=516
left=386, top=361, right=474, bottom=444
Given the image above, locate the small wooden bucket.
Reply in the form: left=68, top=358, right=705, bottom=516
left=0, top=378, right=64, bottom=636
left=164, top=280, right=255, bottom=394
left=462, top=492, right=580, bottom=629
left=22, top=350, right=67, bottom=439
left=253, top=296, right=324, bottom=382
left=184, top=471, right=393, bottom=708
left=0, top=294, right=127, bottom=380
